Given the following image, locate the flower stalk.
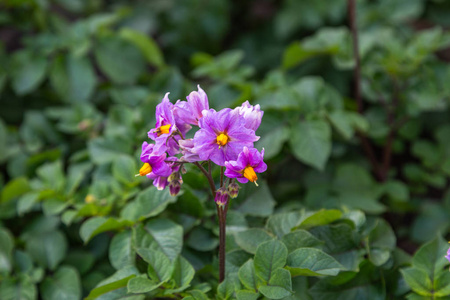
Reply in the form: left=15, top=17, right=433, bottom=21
left=137, top=86, right=266, bottom=283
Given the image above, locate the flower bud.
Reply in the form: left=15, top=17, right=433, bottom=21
left=227, top=182, right=240, bottom=199
left=215, top=187, right=229, bottom=206
left=169, top=180, right=181, bottom=196
left=168, top=172, right=179, bottom=183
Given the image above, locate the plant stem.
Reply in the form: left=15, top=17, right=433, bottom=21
left=194, top=161, right=226, bottom=282
left=194, top=162, right=216, bottom=197
left=348, top=0, right=385, bottom=181
left=348, top=0, right=362, bottom=113
left=217, top=204, right=226, bottom=282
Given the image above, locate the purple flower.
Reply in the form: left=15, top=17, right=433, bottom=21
left=148, top=93, right=177, bottom=154
left=232, top=101, right=263, bottom=131
left=446, top=245, right=450, bottom=263
left=224, top=146, right=267, bottom=185
left=148, top=93, right=189, bottom=156
left=137, top=142, right=172, bottom=180
left=215, top=187, right=228, bottom=206
left=179, top=139, right=201, bottom=163
left=146, top=157, right=180, bottom=190
left=174, top=85, right=209, bottom=126
left=192, top=108, right=259, bottom=166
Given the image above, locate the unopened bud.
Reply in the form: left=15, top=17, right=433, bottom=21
left=215, top=187, right=229, bottom=206
left=169, top=180, right=181, bottom=196
left=181, top=166, right=187, bottom=174
left=227, top=182, right=240, bottom=199
left=168, top=172, right=179, bottom=183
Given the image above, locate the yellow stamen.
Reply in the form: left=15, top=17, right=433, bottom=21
left=137, top=163, right=152, bottom=177
left=216, top=133, right=229, bottom=147
left=243, top=166, right=258, bottom=186
left=157, top=124, right=171, bottom=136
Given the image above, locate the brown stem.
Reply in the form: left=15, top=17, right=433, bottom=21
left=195, top=161, right=226, bottom=282
left=348, top=0, right=386, bottom=181
left=348, top=0, right=363, bottom=113
left=220, top=166, right=224, bottom=187
left=217, top=204, right=226, bottom=282
left=194, top=162, right=216, bottom=199
left=380, top=116, right=409, bottom=180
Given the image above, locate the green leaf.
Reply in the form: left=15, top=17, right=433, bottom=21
left=281, top=230, right=324, bottom=253
left=112, top=154, right=138, bottom=185
left=238, top=259, right=258, bottom=292
left=237, top=181, right=276, bottom=217
left=218, top=277, right=235, bottom=300
left=401, top=267, right=433, bottom=296
left=10, top=50, right=47, bottom=95
left=171, top=256, right=195, bottom=290
left=94, top=35, right=145, bottom=84
left=310, top=261, right=384, bottom=300
left=109, top=230, right=135, bottom=270
left=226, top=250, right=253, bottom=276
left=50, top=54, right=96, bottom=103
left=434, top=270, right=450, bottom=297
left=266, top=211, right=302, bottom=238
left=36, top=160, right=65, bottom=192
left=255, top=125, right=290, bottom=159
left=133, top=219, right=183, bottom=261
left=88, top=136, right=133, bottom=165
left=383, top=180, right=409, bottom=202
left=412, top=236, right=448, bottom=278
left=86, top=266, right=139, bottom=300
left=328, top=111, right=354, bottom=140
left=127, top=275, right=160, bottom=294
left=297, top=209, right=343, bottom=229
left=310, top=224, right=361, bottom=271
left=40, top=266, right=81, bottom=300
left=119, top=28, right=165, bottom=69
left=188, top=290, right=211, bottom=300
left=25, top=230, right=67, bottom=270
left=282, top=27, right=350, bottom=69
left=0, top=277, right=37, bottom=300
left=170, top=185, right=205, bottom=218
left=286, top=248, right=344, bottom=276
left=368, top=219, right=396, bottom=266
left=64, top=250, right=95, bottom=275
left=258, top=268, right=292, bottom=299
left=236, top=290, right=259, bottom=300
left=254, top=240, right=288, bottom=283
left=80, top=217, right=132, bottom=243
left=332, top=164, right=385, bottom=213
left=1, top=177, right=30, bottom=203
left=42, top=198, right=68, bottom=216
left=0, top=227, right=14, bottom=273
left=136, top=248, right=173, bottom=283
left=186, top=227, right=219, bottom=252
left=234, top=229, right=273, bottom=254
left=0, top=118, right=7, bottom=162
left=121, top=187, right=178, bottom=222
left=290, top=120, right=331, bottom=170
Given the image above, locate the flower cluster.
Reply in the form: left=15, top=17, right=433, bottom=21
left=137, top=85, right=267, bottom=206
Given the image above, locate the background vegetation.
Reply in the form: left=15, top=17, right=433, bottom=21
left=1, top=0, right=450, bottom=299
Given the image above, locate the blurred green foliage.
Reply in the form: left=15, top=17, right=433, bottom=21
left=1, top=0, right=450, bottom=299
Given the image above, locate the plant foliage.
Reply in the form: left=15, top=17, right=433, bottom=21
left=1, top=0, right=450, bottom=299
